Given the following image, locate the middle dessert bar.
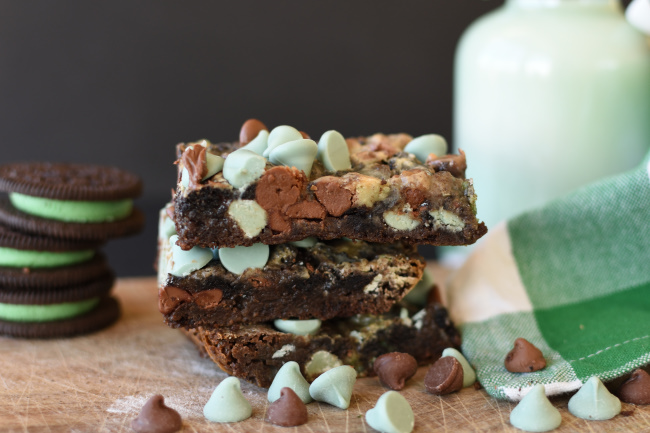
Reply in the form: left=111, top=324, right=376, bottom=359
left=158, top=210, right=425, bottom=328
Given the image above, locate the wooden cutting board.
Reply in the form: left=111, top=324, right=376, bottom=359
left=0, top=277, right=648, bottom=432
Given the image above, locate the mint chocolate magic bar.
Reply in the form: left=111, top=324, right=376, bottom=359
left=172, top=121, right=486, bottom=251
left=157, top=208, right=425, bottom=328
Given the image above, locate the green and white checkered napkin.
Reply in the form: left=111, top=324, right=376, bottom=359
left=447, top=152, right=650, bottom=401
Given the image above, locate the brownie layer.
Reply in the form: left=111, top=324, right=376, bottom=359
left=185, top=302, right=461, bottom=388
left=173, top=134, right=487, bottom=250
left=159, top=238, right=425, bottom=328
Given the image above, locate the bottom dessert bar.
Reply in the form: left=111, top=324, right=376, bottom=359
left=184, top=302, right=461, bottom=388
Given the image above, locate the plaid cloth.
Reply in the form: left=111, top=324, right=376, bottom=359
left=447, top=152, right=650, bottom=401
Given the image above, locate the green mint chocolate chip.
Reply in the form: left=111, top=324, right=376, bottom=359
left=218, top=243, right=269, bottom=275
left=305, top=351, right=343, bottom=380
left=242, top=129, right=269, bottom=155
left=0, top=298, right=99, bottom=322
left=268, top=361, right=313, bottom=404
left=442, top=348, right=476, bottom=388
left=9, top=193, right=132, bottom=223
left=290, top=237, right=318, bottom=248
left=0, top=247, right=94, bottom=268
left=274, top=318, right=321, bottom=336
left=309, top=365, right=357, bottom=409
left=168, top=235, right=213, bottom=277
left=568, top=377, right=621, bottom=421
left=403, top=134, right=448, bottom=163
left=159, top=215, right=177, bottom=239
left=181, top=167, right=191, bottom=188
left=204, top=152, right=225, bottom=180
left=269, top=139, right=318, bottom=177
left=510, top=385, right=561, bottom=432
left=403, top=268, right=433, bottom=306
left=365, top=391, right=415, bottom=433
left=227, top=200, right=268, bottom=238
left=263, top=125, right=303, bottom=158
left=222, top=148, right=267, bottom=189
left=203, top=377, right=252, bottom=423
left=317, top=130, right=351, bottom=172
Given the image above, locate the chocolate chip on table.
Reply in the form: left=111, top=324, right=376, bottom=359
left=266, top=387, right=309, bottom=427
left=424, top=356, right=464, bottom=395
left=618, top=369, right=650, bottom=405
left=131, top=395, right=182, bottom=433
left=374, top=352, right=418, bottom=391
left=504, top=338, right=546, bottom=373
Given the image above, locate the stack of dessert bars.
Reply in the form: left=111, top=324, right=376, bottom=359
left=156, top=120, right=486, bottom=387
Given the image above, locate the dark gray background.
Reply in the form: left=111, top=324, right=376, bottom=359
left=0, top=1, right=631, bottom=276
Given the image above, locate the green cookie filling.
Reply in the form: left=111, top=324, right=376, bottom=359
left=0, top=298, right=100, bottom=322
left=0, top=247, right=94, bottom=268
left=9, top=193, right=133, bottom=223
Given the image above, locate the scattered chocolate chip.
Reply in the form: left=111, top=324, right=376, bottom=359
left=131, top=395, right=182, bottom=433
left=424, top=356, right=463, bottom=395
left=618, top=369, right=650, bottom=405
left=266, top=387, right=308, bottom=427
left=505, top=338, right=546, bottom=373
left=473, top=381, right=483, bottom=390
left=426, top=284, right=443, bottom=305
left=374, top=352, right=418, bottom=391
left=239, top=118, right=268, bottom=145
left=620, top=410, right=635, bottom=417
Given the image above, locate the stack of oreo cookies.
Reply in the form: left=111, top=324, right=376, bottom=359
left=157, top=119, right=486, bottom=387
left=0, top=162, right=144, bottom=338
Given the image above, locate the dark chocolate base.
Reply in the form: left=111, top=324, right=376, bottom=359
left=185, top=302, right=461, bottom=388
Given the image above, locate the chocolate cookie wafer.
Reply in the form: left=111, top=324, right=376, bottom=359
left=0, top=271, right=120, bottom=338
left=0, top=162, right=144, bottom=241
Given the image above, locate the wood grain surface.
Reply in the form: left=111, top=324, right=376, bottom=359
left=1, top=277, right=649, bottom=433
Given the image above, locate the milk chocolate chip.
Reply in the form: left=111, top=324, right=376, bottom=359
left=158, top=286, right=192, bottom=315
left=426, top=150, right=467, bottom=178
left=194, top=289, right=223, bottom=309
left=618, top=369, right=650, bottom=405
left=374, top=352, right=418, bottom=391
left=313, top=177, right=352, bottom=217
left=505, top=338, right=546, bottom=373
left=266, top=387, right=308, bottom=427
left=180, top=145, right=207, bottom=188
left=424, top=356, right=463, bottom=395
left=255, top=166, right=310, bottom=231
left=239, top=118, right=268, bottom=145
left=131, top=395, right=182, bottom=433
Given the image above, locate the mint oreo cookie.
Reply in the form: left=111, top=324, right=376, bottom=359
left=0, top=271, right=120, bottom=338
left=0, top=163, right=144, bottom=240
left=0, top=253, right=110, bottom=290
left=0, top=223, right=110, bottom=289
left=0, top=296, right=120, bottom=339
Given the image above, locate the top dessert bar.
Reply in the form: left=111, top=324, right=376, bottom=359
left=173, top=124, right=486, bottom=250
